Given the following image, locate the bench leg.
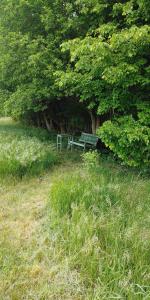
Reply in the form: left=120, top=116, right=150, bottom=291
left=57, top=135, right=61, bottom=151
left=57, top=135, right=62, bottom=151
left=67, top=137, right=74, bottom=151
left=57, top=135, right=58, bottom=151
left=68, top=142, right=73, bottom=151
left=67, top=142, right=73, bottom=151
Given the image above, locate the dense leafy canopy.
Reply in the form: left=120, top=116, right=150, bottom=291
left=0, top=0, right=149, bottom=166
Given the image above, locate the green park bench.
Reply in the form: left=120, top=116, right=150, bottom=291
left=68, top=132, right=99, bottom=151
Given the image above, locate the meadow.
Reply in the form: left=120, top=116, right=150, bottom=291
left=0, top=118, right=58, bottom=179
left=0, top=118, right=150, bottom=299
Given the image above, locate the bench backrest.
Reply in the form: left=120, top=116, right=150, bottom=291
left=79, top=132, right=99, bottom=146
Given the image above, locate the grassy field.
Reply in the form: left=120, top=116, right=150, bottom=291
left=0, top=118, right=58, bottom=178
left=0, top=118, right=150, bottom=299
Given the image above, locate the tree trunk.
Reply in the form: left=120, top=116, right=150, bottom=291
left=96, top=116, right=101, bottom=130
left=59, top=122, right=66, bottom=134
left=89, top=111, right=101, bottom=134
left=89, top=110, right=96, bottom=134
left=37, top=114, right=41, bottom=127
left=43, top=113, right=52, bottom=132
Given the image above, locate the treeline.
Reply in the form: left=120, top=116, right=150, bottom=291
left=0, top=0, right=149, bottom=167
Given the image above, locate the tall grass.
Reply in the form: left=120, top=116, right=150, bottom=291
left=49, top=158, right=150, bottom=299
left=0, top=118, right=58, bottom=178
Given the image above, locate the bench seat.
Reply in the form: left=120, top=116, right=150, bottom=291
left=69, top=141, right=85, bottom=147
left=68, top=132, right=99, bottom=150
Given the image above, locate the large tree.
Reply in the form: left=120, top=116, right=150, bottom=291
left=57, top=0, right=150, bottom=133
left=0, top=0, right=93, bottom=131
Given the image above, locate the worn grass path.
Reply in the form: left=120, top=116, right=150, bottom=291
left=0, top=172, right=84, bottom=300
left=0, top=118, right=83, bottom=299
left=0, top=174, right=50, bottom=299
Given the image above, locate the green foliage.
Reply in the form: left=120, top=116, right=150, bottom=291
left=82, top=150, right=100, bottom=171
left=1, top=0, right=149, bottom=118
left=98, top=116, right=150, bottom=168
left=60, top=24, right=150, bottom=116
left=138, top=103, right=150, bottom=126
left=0, top=90, right=9, bottom=116
left=0, top=0, right=149, bottom=165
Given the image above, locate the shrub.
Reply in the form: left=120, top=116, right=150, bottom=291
left=82, top=150, right=100, bottom=171
left=97, top=116, right=150, bottom=168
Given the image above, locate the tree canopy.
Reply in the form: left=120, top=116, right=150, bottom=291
left=0, top=0, right=149, bottom=167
